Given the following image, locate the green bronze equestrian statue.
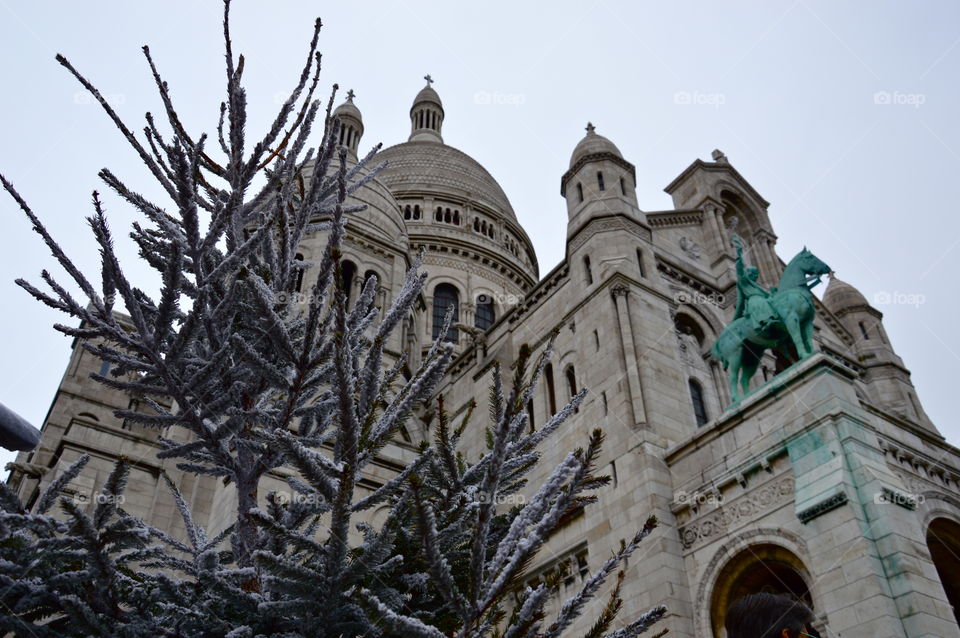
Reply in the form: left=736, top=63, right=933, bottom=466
left=711, top=235, right=831, bottom=405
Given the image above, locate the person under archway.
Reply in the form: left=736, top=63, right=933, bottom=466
left=725, top=593, right=818, bottom=638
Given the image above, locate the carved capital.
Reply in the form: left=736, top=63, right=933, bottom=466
left=611, top=284, right=630, bottom=299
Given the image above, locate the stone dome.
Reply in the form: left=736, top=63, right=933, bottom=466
left=376, top=141, right=518, bottom=222
left=569, top=122, right=622, bottom=168
left=301, top=156, right=406, bottom=245
left=823, top=276, right=870, bottom=313
left=412, top=85, right=443, bottom=111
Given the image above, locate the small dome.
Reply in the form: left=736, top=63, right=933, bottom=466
left=412, top=84, right=443, bottom=111
left=823, top=276, right=870, bottom=313
left=569, top=122, right=622, bottom=168
left=333, top=91, right=362, bottom=123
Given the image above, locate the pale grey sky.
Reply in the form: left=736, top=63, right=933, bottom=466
left=2, top=1, right=959, bottom=473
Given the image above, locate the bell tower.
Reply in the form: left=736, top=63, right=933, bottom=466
left=561, top=123, right=642, bottom=241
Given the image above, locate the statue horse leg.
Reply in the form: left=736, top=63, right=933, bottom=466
left=725, top=344, right=743, bottom=404
left=781, top=311, right=809, bottom=358
left=801, top=311, right=815, bottom=354
left=739, top=345, right=762, bottom=398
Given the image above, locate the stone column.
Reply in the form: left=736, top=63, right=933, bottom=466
left=704, top=203, right=727, bottom=258
left=612, top=284, right=647, bottom=425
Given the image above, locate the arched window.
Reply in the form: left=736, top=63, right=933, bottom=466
left=620, top=176, right=627, bottom=196
left=404, top=205, right=412, bottom=220
left=475, top=294, right=495, bottom=331
left=577, top=183, right=584, bottom=203
left=453, top=210, right=460, bottom=225
left=340, top=260, right=357, bottom=307
left=414, top=204, right=421, bottom=219
left=99, top=360, right=110, bottom=377
left=565, top=366, right=577, bottom=398
left=444, top=208, right=451, bottom=223
left=526, top=399, right=535, bottom=433
left=636, top=248, right=645, bottom=277
left=435, top=207, right=443, bottom=222
left=597, top=172, right=605, bottom=191
left=292, top=253, right=305, bottom=293
left=689, top=379, right=708, bottom=426
left=710, top=544, right=815, bottom=638
left=544, top=363, right=557, bottom=414
left=474, top=218, right=480, bottom=232
left=859, top=321, right=870, bottom=340
left=583, top=256, right=593, bottom=285
left=432, top=283, right=459, bottom=343
left=927, top=518, right=960, bottom=625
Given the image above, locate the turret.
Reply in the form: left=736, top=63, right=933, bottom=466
left=823, top=276, right=935, bottom=430
left=560, top=123, right=641, bottom=241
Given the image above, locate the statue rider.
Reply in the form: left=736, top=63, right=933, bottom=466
left=732, top=234, right=778, bottom=333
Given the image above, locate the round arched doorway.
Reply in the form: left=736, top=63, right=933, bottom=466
left=927, top=517, right=960, bottom=625
left=710, top=543, right=814, bottom=638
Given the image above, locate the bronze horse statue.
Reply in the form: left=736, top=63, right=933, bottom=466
left=711, top=247, right=831, bottom=405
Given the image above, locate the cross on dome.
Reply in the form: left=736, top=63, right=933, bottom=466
left=346, top=89, right=355, bottom=101
left=424, top=74, right=433, bottom=87
left=585, top=122, right=596, bottom=134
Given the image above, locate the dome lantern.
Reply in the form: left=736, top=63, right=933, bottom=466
left=333, top=89, right=364, bottom=159
left=409, top=74, right=444, bottom=143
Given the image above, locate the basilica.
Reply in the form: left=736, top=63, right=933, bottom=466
left=7, top=79, right=960, bottom=637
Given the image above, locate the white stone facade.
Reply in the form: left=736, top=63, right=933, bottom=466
left=7, top=82, right=960, bottom=637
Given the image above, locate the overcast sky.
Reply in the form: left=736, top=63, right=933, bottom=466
left=2, top=1, right=959, bottom=473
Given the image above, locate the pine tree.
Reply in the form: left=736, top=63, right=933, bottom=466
left=0, top=2, right=666, bottom=636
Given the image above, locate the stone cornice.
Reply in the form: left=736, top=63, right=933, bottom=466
left=646, top=209, right=704, bottom=228
left=655, top=256, right=725, bottom=305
